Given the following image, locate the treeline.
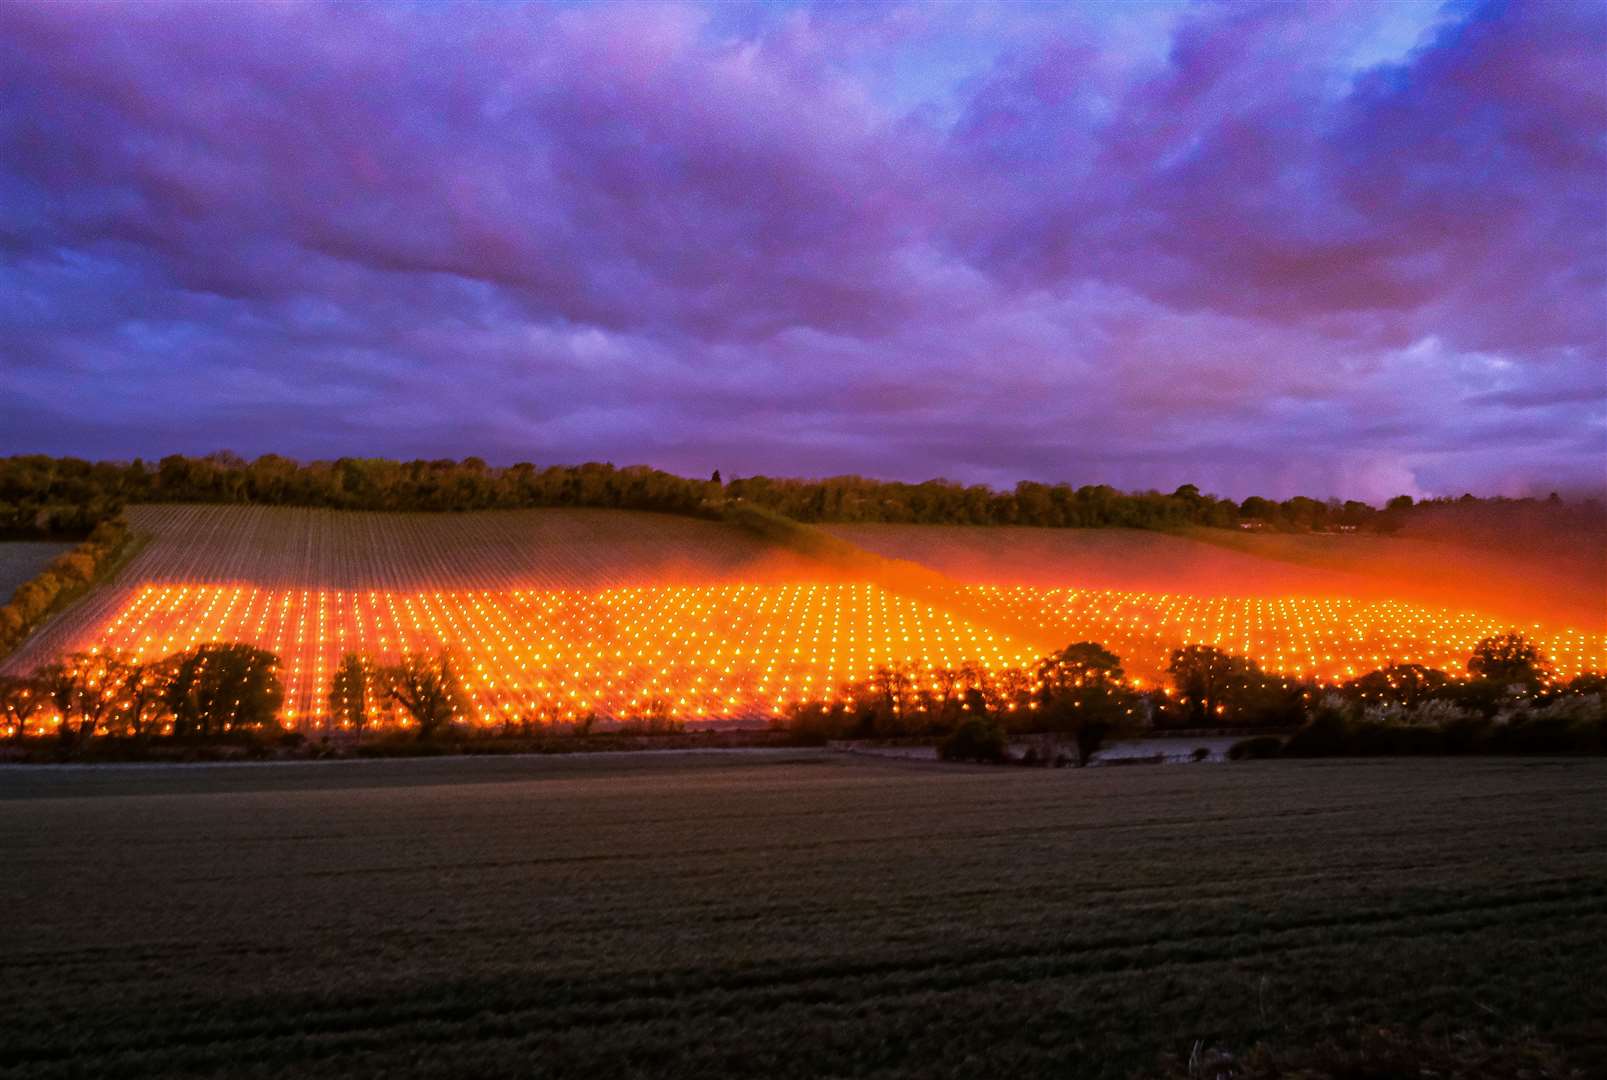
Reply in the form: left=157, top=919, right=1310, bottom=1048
left=727, top=476, right=1381, bottom=531
left=0, top=454, right=718, bottom=537
left=6, top=452, right=1591, bottom=539
left=728, top=478, right=1603, bottom=533
left=0, top=646, right=678, bottom=753
left=1, top=646, right=471, bottom=747
left=0, top=518, right=134, bottom=661
left=1, top=644, right=285, bottom=746
left=1234, top=633, right=1607, bottom=759
left=5, top=633, right=1601, bottom=761
left=783, top=631, right=1605, bottom=762
left=782, top=641, right=1327, bottom=746
left=786, top=641, right=1145, bottom=765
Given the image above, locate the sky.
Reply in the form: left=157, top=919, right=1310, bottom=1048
left=1, top=0, right=1603, bottom=503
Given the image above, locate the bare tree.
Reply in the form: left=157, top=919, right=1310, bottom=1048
left=328, top=653, right=374, bottom=740
left=378, top=652, right=467, bottom=740
left=0, top=675, right=48, bottom=742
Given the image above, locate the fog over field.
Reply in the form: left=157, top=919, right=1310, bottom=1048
left=826, top=520, right=1607, bottom=630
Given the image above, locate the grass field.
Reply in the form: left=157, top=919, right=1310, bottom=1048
left=0, top=753, right=1602, bottom=1078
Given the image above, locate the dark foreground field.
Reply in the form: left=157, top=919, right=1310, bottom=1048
left=2, top=753, right=1604, bottom=1078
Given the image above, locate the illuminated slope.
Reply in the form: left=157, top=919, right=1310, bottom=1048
left=5, top=505, right=1600, bottom=731
left=950, top=586, right=1605, bottom=685
left=0, top=504, right=830, bottom=674
left=80, top=582, right=1043, bottom=725
left=826, top=523, right=1607, bottom=630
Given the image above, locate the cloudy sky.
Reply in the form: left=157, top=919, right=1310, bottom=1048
left=1, top=0, right=1602, bottom=501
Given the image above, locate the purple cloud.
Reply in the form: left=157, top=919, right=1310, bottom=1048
left=0, top=0, right=1601, bottom=502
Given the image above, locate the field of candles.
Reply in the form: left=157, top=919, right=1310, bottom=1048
left=70, top=581, right=1045, bottom=725
left=955, top=585, right=1606, bottom=686
left=3, top=504, right=1602, bottom=727
left=826, top=522, right=1607, bottom=629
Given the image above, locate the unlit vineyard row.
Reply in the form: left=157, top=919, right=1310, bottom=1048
left=118, top=504, right=822, bottom=589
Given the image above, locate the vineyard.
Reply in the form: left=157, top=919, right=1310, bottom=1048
left=956, top=585, right=1605, bottom=686
left=2, top=504, right=1602, bottom=729
left=826, top=522, right=1607, bottom=629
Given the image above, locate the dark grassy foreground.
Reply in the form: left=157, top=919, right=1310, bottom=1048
left=1, top=754, right=1603, bottom=1079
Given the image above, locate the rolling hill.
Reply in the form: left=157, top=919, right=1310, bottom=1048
left=3, top=504, right=1601, bottom=728
left=823, top=522, right=1607, bottom=629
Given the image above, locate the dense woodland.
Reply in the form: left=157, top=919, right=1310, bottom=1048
left=2, top=452, right=1592, bottom=539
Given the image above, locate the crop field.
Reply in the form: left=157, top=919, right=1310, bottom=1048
left=1, top=753, right=1603, bottom=1078
left=4, top=505, right=1601, bottom=727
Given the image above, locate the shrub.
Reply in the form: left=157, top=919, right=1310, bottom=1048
left=1491, top=694, right=1606, bottom=754
left=0, top=604, right=22, bottom=641
left=1348, top=720, right=1443, bottom=755
left=1103, top=753, right=1163, bottom=767
left=48, top=551, right=96, bottom=584
left=1406, top=697, right=1471, bottom=728
left=1468, top=631, right=1549, bottom=688
left=1283, top=701, right=1352, bottom=757
left=1228, top=735, right=1283, bottom=760
left=1439, top=710, right=1494, bottom=754
left=1, top=512, right=136, bottom=666
left=938, top=717, right=1007, bottom=763
left=164, top=643, right=286, bottom=736
left=1441, top=676, right=1517, bottom=717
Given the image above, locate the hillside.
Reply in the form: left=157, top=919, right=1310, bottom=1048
left=822, top=523, right=1607, bottom=630
left=4, top=505, right=1601, bottom=728
left=0, top=505, right=1043, bottom=723
left=0, top=503, right=845, bottom=692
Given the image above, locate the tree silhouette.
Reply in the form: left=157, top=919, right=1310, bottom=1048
left=328, top=653, right=374, bottom=740
left=1468, top=633, right=1548, bottom=687
left=164, top=644, right=285, bottom=736
left=379, top=652, right=468, bottom=740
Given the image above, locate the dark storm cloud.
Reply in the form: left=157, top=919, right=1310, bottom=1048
left=0, top=0, right=1601, bottom=501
